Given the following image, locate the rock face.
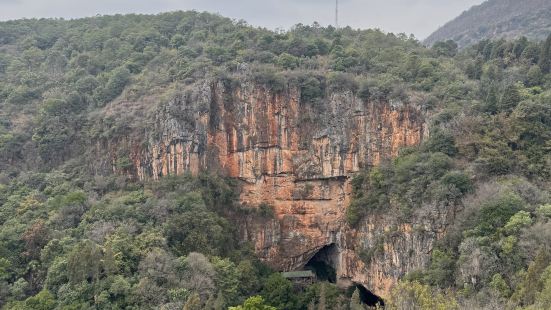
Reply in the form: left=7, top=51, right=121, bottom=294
left=101, top=80, right=452, bottom=297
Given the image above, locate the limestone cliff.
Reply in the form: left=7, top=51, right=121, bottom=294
left=98, top=79, right=453, bottom=297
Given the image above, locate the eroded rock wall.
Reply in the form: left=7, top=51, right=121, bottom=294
left=100, top=80, right=451, bottom=297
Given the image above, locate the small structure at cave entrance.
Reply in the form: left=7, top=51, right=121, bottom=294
left=282, top=270, right=316, bottom=286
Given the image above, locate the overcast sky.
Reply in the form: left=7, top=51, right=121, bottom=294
left=0, top=0, right=486, bottom=39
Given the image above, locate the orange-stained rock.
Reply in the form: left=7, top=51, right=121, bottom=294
left=99, top=80, right=447, bottom=298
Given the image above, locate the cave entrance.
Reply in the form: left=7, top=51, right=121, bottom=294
left=305, top=243, right=338, bottom=283
left=351, top=284, right=385, bottom=308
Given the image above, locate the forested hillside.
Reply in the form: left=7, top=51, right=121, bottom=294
left=0, top=11, right=550, bottom=309
left=425, top=0, right=551, bottom=48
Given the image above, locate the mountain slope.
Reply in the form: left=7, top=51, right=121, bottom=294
left=0, top=11, right=550, bottom=310
left=425, top=0, right=551, bottom=47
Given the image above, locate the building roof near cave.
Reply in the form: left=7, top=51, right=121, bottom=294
left=282, top=270, right=315, bottom=279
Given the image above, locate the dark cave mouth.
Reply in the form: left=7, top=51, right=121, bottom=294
left=304, top=244, right=384, bottom=307
left=304, top=243, right=338, bottom=283
left=353, top=284, right=385, bottom=307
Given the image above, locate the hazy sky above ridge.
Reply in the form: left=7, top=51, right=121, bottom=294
left=0, top=0, right=486, bottom=39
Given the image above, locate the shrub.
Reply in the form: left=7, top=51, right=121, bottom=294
left=503, top=211, right=533, bottom=235
left=115, top=156, right=133, bottom=170
left=252, top=69, right=285, bottom=93
left=96, top=67, right=131, bottom=104
left=489, top=274, right=511, bottom=298
left=257, top=203, right=275, bottom=218
left=441, top=171, right=473, bottom=194
left=358, top=80, right=371, bottom=100
left=536, top=205, right=551, bottom=218
left=470, top=193, right=525, bottom=237
left=423, top=131, right=458, bottom=157
left=299, top=75, right=324, bottom=103
left=276, top=53, right=299, bottom=70
left=327, top=72, right=358, bottom=93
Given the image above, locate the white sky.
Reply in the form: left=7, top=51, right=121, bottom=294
left=0, top=0, right=486, bottom=39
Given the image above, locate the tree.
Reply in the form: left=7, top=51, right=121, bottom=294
left=97, top=67, right=131, bottom=104
left=261, top=273, right=298, bottom=310
left=522, top=43, right=540, bottom=64
left=21, top=220, right=49, bottom=259
left=204, top=292, right=226, bottom=310
left=526, top=65, right=543, bottom=86
left=134, top=277, right=168, bottom=307
left=0, top=258, right=10, bottom=281
left=22, top=290, right=57, bottom=310
left=327, top=72, right=358, bottom=93
left=211, top=257, right=239, bottom=306
left=538, top=34, right=551, bottom=74
left=512, top=37, right=528, bottom=59
left=317, top=283, right=326, bottom=310
left=10, top=278, right=29, bottom=300
left=67, top=240, right=103, bottom=284
left=423, top=131, right=458, bottom=157
left=440, top=171, right=473, bottom=195
left=423, top=250, right=455, bottom=287
left=170, top=34, right=186, bottom=48
left=75, top=76, right=99, bottom=95
left=503, top=211, right=533, bottom=235
left=489, top=274, right=510, bottom=298
left=387, top=281, right=458, bottom=310
left=350, top=288, right=365, bottom=310
left=483, top=84, right=500, bottom=114
left=473, top=192, right=524, bottom=237
left=432, top=40, right=458, bottom=57
left=0, top=53, right=8, bottom=74
left=533, top=266, right=551, bottom=309
left=277, top=53, right=300, bottom=70
left=32, top=113, right=73, bottom=163
left=298, top=282, right=342, bottom=310
left=229, top=296, right=277, bottom=310
left=7, top=290, right=57, bottom=310
left=181, top=252, right=215, bottom=299
left=44, top=50, right=67, bottom=78
left=358, top=81, right=371, bottom=100
left=183, top=292, right=203, bottom=310
left=138, top=248, right=178, bottom=287
left=511, top=250, right=550, bottom=306
left=44, top=257, right=68, bottom=293
left=165, top=194, right=232, bottom=257
left=499, top=84, right=522, bottom=112
left=457, top=238, right=499, bottom=288
left=300, top=76, right=324, bottom=103
left=236, top=260, right=261, bottom=297
left=536, top=205, right=551, bottom=219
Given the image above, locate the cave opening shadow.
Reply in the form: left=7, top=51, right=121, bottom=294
left=350, top=284, right=385, bottom=308
left=304, top=243, right=338, bottom=283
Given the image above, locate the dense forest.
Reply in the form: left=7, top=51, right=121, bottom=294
left=0, top=11, right=550, bottom=309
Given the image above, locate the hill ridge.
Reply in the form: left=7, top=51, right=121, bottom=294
left=425, top=0, right=551, bottom=47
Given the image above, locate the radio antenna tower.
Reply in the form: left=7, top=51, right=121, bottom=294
left=335, top=0, right=339, bottom=28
